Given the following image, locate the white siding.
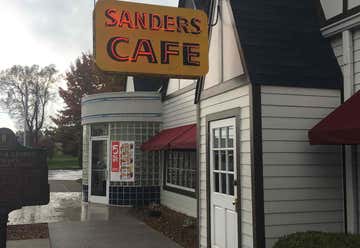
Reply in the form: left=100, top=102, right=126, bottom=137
left=162, top=89, right=196, bottom=129
left=330, top=35, right=344, bottom=73
left=348, top=0, right=360, bottom=10
left=261, top=86, right=344, bottom=248
left=320, top=0, right=343, bottom=20
left=199, top=85, right=253, bottom=248
left=353, top=29, right=360, bottom=91
left=161, top=190, right=197, bottom=217
left=161, top=88, right=197, bottom=217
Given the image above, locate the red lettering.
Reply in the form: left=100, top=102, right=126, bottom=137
left=105, top=9, right=118, bottom=26
left=107, top=37, right=130, bottom=62
left=190, top=18, right=201, bottom=34
left=164, top=15, right=176, bottom=32
left=135, top=12, right=147, bottom=29
left=119, top=10, right=134, bottom=29
left=150, top=14, right=162, bottom=31
left=177, top=16, right=190, bottom=33
left=161, top=41, right=179, bottom=64
left=131, top=39, right=158, bottom=63
left=183, top=43, right=200, bottom=66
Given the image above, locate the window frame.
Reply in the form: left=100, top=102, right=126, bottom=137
left=163, top=150, right=196, bottom=198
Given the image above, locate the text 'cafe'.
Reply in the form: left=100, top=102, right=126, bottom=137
left=81, top=0, right=360, bottom=248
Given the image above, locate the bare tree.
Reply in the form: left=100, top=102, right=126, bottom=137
left=0, top=65, right=58, bottom=146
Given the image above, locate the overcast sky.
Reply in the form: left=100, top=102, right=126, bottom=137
left=0, top=0, right=178, bottom=131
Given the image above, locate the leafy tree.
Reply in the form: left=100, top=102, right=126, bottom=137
left=52, top=53, right=126, bottom=166
left=0, top=65, right=58, bottom=145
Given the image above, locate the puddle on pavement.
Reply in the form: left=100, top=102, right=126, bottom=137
left=48, top=170, right=82, bottom=181
left=9, top=192, right=82, bottom=225
left=8, top=192, right=132, bottom=225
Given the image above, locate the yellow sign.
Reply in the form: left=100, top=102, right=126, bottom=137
left=94, top=0, right=209, bottom=78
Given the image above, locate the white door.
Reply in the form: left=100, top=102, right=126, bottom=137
left=210, top=118, right=238, bottom=248
left=89, top=138, right=110, bottom=204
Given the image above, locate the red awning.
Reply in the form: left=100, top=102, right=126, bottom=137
left=141, top=124, right=196, bottom=151
left=169, top=124, right=197, bottom=149
left=309, top=90, right=360, bottom=145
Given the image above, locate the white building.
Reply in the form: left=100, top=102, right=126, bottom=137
left=80, top=0, right=360, bottom=247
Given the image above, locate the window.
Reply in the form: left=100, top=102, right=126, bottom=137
left=91, top=123, right=108, bottom=137
left=204, top=0, right=244, bottom=89
left=165, top=150, right=196, bottom=193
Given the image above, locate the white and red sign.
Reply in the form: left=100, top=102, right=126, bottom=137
left=111, top=141, right=135, bottom=182
left=111, top=141, right=121, bottom=172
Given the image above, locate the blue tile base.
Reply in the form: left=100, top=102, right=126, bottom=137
left=109, top=186, right=160, bottom=207
left=82, top=184, right=88, bottom=202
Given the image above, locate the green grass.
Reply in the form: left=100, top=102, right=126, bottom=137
left=48, top=154, right=81, bottom=170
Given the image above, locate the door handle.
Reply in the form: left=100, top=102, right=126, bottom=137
left=232, top=198, right=240, bottom=212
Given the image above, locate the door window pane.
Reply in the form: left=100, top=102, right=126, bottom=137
left=221, top=173, right=227, bottom=194
left=214, top=173, right=220, bottom=192
left=214, top=151, right=219, bottom=170
left=228, top=151, right=234, bottom=172
left=227, top=126, right=234, bottom=148
left=228, top=174, right=234, bottom=196
left=213, top=129, right=220, bottom=148
left=220, top=151, right=226, bottom=171
left=220, top=127, right=227, bottom=148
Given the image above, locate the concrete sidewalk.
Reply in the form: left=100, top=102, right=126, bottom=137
left=7, top=239, right=50, bottom=248
left=49, top=180, right=82, bottom=192
left=48, top=207, right=182, bottom=248
left=49, top=219, right=181, bottom=248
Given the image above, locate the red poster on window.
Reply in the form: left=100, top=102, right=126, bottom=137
left=111, top=141, right=121, bottom=172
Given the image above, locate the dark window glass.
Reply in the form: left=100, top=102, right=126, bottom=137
left=214, top=173, right=220, bottom=192
left=221, top=173, right=227, bottom=194
left=228, top=174, right=234, bottom=196
left=166, top=151, right=196, bottom=190
left=91, top=124, right=108, bottom=136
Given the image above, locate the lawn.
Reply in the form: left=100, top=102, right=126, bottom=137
left=48, top=154, right=81, bottom=170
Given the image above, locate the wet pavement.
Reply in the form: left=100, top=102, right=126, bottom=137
left=9, top=192, right=82, bottom=225
left=49, top=207, right=181, bottom=248
left=50, top=180, right=82, bottom=192
left=9, top=169, right=83, bottom=225
left=48, top=170, right=82, bottom=181
left=8, top=170, right=182, bottom=247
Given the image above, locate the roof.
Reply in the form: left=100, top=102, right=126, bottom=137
left=309, top=90, right=360, bottom=145
left=229, top=0, right=343, bottom=89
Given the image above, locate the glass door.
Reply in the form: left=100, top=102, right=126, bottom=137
left=89, top=138, right=109, bottom=204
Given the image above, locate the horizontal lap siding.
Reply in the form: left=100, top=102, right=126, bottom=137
left=261, top=86, right=344, bottom=248
left=161, top=89, right=197, bottom=217
left=353, top=30, right=360, bottom=91
left=199, top=85, right=252, bottom=248
left=331, top=35, right=344, bottom=71
left=162, top=89, right=196, bottom=129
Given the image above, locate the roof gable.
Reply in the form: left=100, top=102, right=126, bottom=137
left=230, top=0, right=343, bottom=89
